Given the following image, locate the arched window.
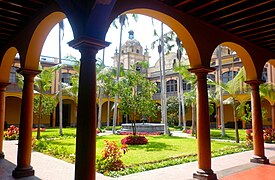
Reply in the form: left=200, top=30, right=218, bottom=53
left=182, top=80, right=191, bottom=91
left=9, top=66, right=18, bottom=83
left=167, top=79, right=177, bottom=92
left=156, top=82, right=161, bottom=93
left=222, top=71, right=238, bottom=83
left=62, top=73, right=71, bottom=85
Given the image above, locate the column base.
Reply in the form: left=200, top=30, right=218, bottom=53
left=193, top=169, right=217, bottom=180
left=250, top=156, right=269, bottom=164
left=0, top=152, right=4, bottom=159
left=12, top=166, right=34, bottom=178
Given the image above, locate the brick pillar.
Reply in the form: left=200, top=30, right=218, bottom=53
left=246, top=80, right=269, bottom=164
left=12, top=69, right=40, bottom=178
left=189, top=67, right=217, bottom=180
left=69, top=37, right=109, bottom=180
left=0, top=82, right=10, bottom=159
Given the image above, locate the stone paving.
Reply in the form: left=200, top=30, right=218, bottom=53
left=0, top=132, right=275, bottom=179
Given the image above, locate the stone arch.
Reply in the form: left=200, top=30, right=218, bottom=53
left=268, top=59, right=275, bottom=68
left=23, top=12, right=66, bottom=70
left=110, top=8, right=201, bottom=67
left=0, top=47, right=18, bottom=83
left=220, top=42, right=257, bottom=81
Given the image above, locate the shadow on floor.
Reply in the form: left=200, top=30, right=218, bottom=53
left=0, top=158, right=41, bottom=180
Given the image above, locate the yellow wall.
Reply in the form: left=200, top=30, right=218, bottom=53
left=5, top=96, right=21, bottom=126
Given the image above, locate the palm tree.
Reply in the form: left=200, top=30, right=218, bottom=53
left=175, top=65, right=197, bottom=135
left=97, top=67, right=117, bottom=129
left=213, top=67, right=246, bottom=143
left=111, top=14, right=138, bottom=133
left=17, top=64, right=60, bottom=139
left=96, top=57, right=106, bottom=129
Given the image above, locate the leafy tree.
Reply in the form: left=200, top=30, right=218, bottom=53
left=167, top=96, right=179, bottom=126
left=117, top=63, right=158, bottom=135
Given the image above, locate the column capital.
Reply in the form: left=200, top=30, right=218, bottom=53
left=245, top=80, right=265, bottom=86
left=188, top=66, right=215, bottom=74
left=17, top=68, right=41, bottom=77
left=68, top=36, right=110, bottom=51
left=0, top=82, right=10, bottom=91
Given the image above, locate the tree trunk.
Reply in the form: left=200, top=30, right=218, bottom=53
left=233, top=103, right=240, bottom=143
left=97, top=87, right=103, bottom=128
left=37, top=94, right=42, bottom=139
left=107, top=96, right=110, bottom=128
left=191, top=102, right=196, bottom=136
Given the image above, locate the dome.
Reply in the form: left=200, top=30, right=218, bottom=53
left=121, top=30, right=143, bottom=55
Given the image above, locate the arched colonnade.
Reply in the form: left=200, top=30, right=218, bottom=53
left=0, top=1, right=275, bottom=179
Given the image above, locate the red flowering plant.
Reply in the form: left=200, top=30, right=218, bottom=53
left=246, top=128, right=275, bottom=145
left=121, top=135, right=148, bottom=145
left=96, top=140, right=128, bottom=174
left=263, top=128, right=275, bottom=143
left=4, top=125, right=19, bottom=140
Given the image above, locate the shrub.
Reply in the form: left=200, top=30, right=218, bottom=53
left=96, top=140, right=128, bottom=174
left=263, top=128, right=275, bottom=143
left=4, top=125, right=19, bottom=140
left=183, top=129, right=192, bottom=134
left=121, top=135, right=148, bottom=145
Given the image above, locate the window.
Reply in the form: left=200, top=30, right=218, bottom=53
left=222, top=71, right=238, bottom=83
left=182, top=80, right=191, bottom=91
left=167, top=79, right=177, bottom=93
left=9, top=66, right=18, bottom=83
left=62, top=73, right=71, bottom=85
left=262, top=67, right=268, bottom=82
left=156, top=82, right=161, bottom=93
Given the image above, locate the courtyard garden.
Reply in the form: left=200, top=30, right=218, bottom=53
left=28, top=127, right=252, bottom=177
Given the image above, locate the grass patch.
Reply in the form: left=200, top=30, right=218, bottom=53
left=210, top=128, right=247, bottom=141
left=33, top=128, right=252, bottom=177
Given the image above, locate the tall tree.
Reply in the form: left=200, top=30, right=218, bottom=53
left=175, top=65, right=197, bottom=135
left=113, top=14, right=127, bottom=134
left=58, top=19, right=64, bottom=135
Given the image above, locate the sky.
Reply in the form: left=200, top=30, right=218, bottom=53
left=41, top=14, right=173, bottom=67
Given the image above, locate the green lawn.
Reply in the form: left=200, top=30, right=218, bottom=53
left=33, top=128, right=250, bottom=166
left=210, top=128, right=247, bottom=141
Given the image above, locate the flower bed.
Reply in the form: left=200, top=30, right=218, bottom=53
left=121, top=135, right=148, bottom=145
left=246, top=128, right=275, bottom=144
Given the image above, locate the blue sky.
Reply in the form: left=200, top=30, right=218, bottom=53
left=41, top=14, right=172, bottom=67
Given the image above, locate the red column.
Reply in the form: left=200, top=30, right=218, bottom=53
left=189, top=67, right=217, bottom=180
left=12, top=69, right=40, bottom=178
left=69, top=37, right=109, bottom=180
left=246, top=80, right=269, bottom=164
left=0, top=83, right=9, bottom=159
left=272, top=104, right=275, bottom=129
